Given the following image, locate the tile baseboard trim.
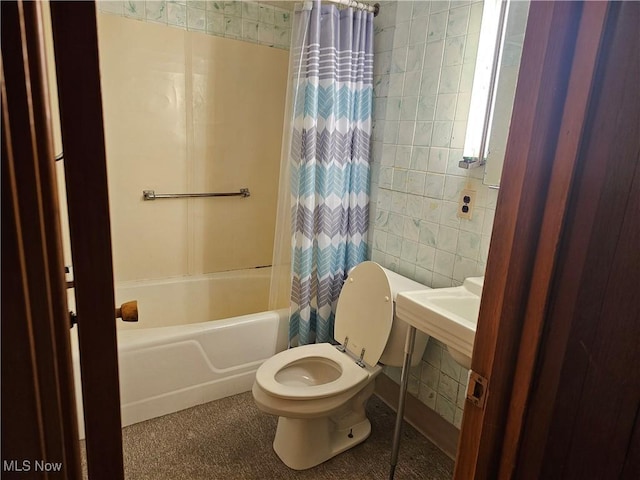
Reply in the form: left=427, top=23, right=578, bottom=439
left=374, top=374, right=460, bottom=460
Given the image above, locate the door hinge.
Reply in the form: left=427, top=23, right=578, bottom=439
left=466, top=370, right=488, bottom=409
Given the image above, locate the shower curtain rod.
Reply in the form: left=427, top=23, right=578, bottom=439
left=324, top=0, right=380, bottom=16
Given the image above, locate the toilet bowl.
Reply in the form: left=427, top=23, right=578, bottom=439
left=252, top=262, right=430, bottom=470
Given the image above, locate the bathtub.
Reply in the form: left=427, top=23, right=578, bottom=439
left=116, top=267, right=275, bottom=329
left=70, top=268, right=289, bottom=438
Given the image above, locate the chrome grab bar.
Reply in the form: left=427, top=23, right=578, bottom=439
left=143, top=188, right=250, bottom=200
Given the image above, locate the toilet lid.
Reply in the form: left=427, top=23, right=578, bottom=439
left=334, top=262, right=393, bottom=367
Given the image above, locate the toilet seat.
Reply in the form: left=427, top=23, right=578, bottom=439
left=255, top=343, right=370, bottom=400
left=256, top=262, right=396, bottom=402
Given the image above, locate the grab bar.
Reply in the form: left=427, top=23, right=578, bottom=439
left=143, top=188, right=250, bottom=200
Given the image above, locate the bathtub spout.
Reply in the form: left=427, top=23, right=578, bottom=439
left=116, top=300, right=138, bottom=322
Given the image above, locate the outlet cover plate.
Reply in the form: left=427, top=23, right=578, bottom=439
left=458, top=188, right=476, bottom=220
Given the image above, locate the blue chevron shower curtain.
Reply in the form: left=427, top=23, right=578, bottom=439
left=289, top=1, right=373, bottom=345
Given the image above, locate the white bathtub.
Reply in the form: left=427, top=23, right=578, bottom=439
left=116, top=267, right=274, bottom=329
left=71, top=268, right=289, bottom=438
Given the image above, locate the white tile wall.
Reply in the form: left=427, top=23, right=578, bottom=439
left=372, top=1, right=500, bottom=428
left=97, top=0, right=291, bottom=49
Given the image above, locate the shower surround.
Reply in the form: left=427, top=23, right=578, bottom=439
left=97, top=12, right=288, bottom=282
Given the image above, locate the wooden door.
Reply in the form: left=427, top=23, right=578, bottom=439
left=454, top=1, right=640, bottom=478
left=515, top=1, right=640, bottom=476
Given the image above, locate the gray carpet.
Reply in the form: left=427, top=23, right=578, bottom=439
left=82, top=392, right=454, bottom=479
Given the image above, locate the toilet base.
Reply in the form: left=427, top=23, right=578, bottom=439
left=273, top=415, right=371, bottom=470
left=254, top=363, right=380, bottom=470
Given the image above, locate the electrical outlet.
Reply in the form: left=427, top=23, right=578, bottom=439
left=458, top=188, right=476, bottom=220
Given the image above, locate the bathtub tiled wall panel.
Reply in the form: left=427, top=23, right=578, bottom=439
left=97, top=14, right=288, bottom=281
left=372, top=1, right=499, bottom=429
left=97, top=0, right=292, bottom=49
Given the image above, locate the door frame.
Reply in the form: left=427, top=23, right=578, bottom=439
left=1, top=1, right=83, bottom=477
left=2, top=1, right=125, bottom=479
left=49, top=2, right=125, bottom=479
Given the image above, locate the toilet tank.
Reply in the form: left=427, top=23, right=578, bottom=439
left=378, top=268, right=430, bottom=368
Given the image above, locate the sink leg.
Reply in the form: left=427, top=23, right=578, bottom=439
left=389, top=325, right=417, bottom=480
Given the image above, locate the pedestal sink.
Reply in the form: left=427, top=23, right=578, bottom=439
left=396, top=277, right=483, bottom=369
left=388, top=276, right=484, bottom=479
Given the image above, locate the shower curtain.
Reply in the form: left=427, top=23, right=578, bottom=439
left=270, top=0, right=374, bottom=346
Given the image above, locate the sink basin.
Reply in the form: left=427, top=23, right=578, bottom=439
left=396, top=277, right=484, bottom=369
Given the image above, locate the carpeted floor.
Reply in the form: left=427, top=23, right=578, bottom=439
left=82, top=392, right=454, bottom=479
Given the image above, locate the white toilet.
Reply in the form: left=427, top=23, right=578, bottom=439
left=252, top=261, right=430, bottom=470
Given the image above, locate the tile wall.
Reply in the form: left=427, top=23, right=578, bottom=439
left=97, top=0, right=292, bottom=49
left=370, top=1, right=500, bottom=429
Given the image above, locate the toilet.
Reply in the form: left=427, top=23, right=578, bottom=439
left=252, top=261, right=430, bottom=470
